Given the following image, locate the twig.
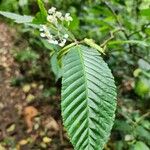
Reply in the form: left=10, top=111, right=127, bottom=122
left=128, top=23, right=150, bottom=37
left=102, top=1, right=122, bottom=27
left=102, top=1, right=150, bottom=64
left=102, top=1, right=133, bottom=51
left=119, top=111, right=136, bottom=126
left=135, top=111, right=150, bottom=126
left=100, top=28, right=124, bottom=48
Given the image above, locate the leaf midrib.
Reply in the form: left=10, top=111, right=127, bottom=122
left=77, top=45, right=91, bottom=149
left=77, top=45, right=100, bottom=150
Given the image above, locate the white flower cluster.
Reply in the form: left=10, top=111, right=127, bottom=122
left=47, top=7, right=73, bottom=25
left=39, top=7, right=73, bottom=47
left=40, top=25, right=69, bottom=47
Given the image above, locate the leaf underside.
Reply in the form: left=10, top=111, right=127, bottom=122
left=61, top=45, right=117, bottom=150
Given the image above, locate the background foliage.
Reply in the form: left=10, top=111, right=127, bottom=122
left=0, top=0, right=150, bottom=149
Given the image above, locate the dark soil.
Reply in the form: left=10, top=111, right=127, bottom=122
left=0, top=22, right=73, bottom=150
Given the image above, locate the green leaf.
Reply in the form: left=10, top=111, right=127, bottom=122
left=108, top=40, right=149, bottom=47
left=138, top=59, right=150, bottom=71
left=134, top=126, right=150, bottom=144
left=32, top=12, right=46, bottom=24
left=130, top=141, right=149, bottom=150
left=50, top=52, right=62, bottom=81
left=41, top=39, right=60, bottom=51
left=69, top=14, right=80, bottom=30
left=140, top=8, right=150, bottom=19
left=84, top=38, right=105, bottom=54
left=57, top=42, right=77, bottom=60
left=37, top=0, right=47, bottom=17
left=61, top=45, right=117, bottom=150
left=114, top=119, right=132, bottom=133
left=59, top=24, right=76, bottom=41
left=0, top=11, right=33, bottom=23
left=134, top=78, right=150, bottom=97
left=32, top=0, right=47, bottom=24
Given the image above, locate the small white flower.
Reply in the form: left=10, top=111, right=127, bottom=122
left=124, top=135, right=134, bottom=141
left=59, top=42, right=65, bottom=47
left=49, top=34, right=53, bottom=39
left=41, top=25, right=47, bottom=30
left=47, top=39, right=51, bottom=43
left=64, top=34, right=69, bottom=39
left=65, top=13, right=73, bottom=22
left=47, top=15, right=53, bottom=22
left=45, top=31, right=53, bottom=39
left=60, top=16, right=64, bottom=21
left=47, top=15, right=58, bottom=24
left=40, top=8, right=72, bottom=46
left=59, top=39, right=66, bottom=47
left=47, top=15, right=52, bottom=21
left=40, top=33, right=46, bottom=37
left=49, top=40, right=58, bottom=45
left=67, top=16, right=73, bottom=22
left=55, top=11, right=62, bottom=18
left=47, top=34, right=53, bottom=39
left=54, top=40, right=59, bottom=44
left=48, top=7, right=56, bottom=14
left=51, top=40, right=55, bottom=44
left=65, top=13, right=70, bottom=17
left=39, top=28, right=44, bottom=32
left=48, top=39, right=53, bottom=44
left=62, top=39, right=67, bottom=43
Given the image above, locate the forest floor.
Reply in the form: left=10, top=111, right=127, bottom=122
left=0, top=22, right=73, bottom=150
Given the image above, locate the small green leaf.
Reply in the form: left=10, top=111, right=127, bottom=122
left=130, top=141, right=149, bottom=150
left=138, top=59, right=150, bottom=71
left=108, top=40, right=149, bottom=47
left=69, top=15, right=79, bottom=30
left=57, top=42, right=77, bottom=60
left=59, top=24, right=76, bottom=41
left=37, top=0, right=47, bottom=17
left=140, top=8, right=150, bottom=18
left=134, top=126, right=150, bottom=143
left=32, top=0, right=47, bottom=24
left=133, top=69, right=142, bottom=77
left=114, top=119, right=132, bottom=133
left=32, top=12, right=46, bottom=24
left=41, top=39, right=60, bottom=51
left=84, top=38, right=105, bottom=54
left=51, top=52, right=62, bottom=81
left=0, top=11, right=33, bottom=23
left=134, top=78, right=150, bottom=97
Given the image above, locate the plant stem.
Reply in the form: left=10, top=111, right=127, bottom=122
left=100, top=28, right=124, bottom=48
left=102, top=1, right=133, bottom=51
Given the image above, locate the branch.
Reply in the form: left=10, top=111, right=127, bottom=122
left=102, top=1, right=133, bottom=50
left=100, top=28, right=124, bottom=48
left=128, top=23, right=150, bottom=37
left=135, top=111, right=150, bottom=126
left=102, top=1, right=122, bottom=27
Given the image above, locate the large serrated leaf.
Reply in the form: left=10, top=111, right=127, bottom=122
left=61, top=45, right=117, bottom=150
